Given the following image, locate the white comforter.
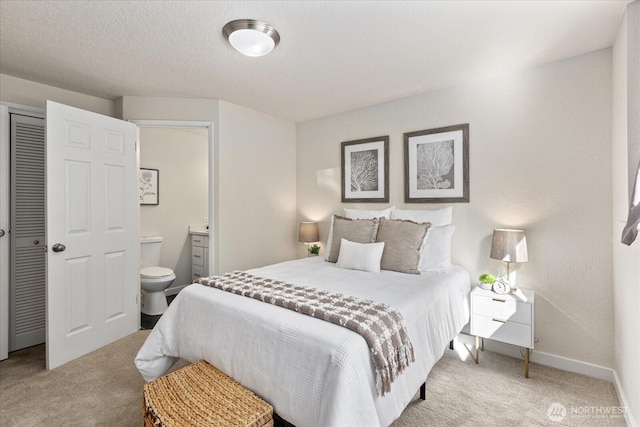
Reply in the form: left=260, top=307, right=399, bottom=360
left=135, top=257, right=470, bottom=427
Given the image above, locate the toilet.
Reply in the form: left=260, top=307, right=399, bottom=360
left=140, top=236, right=176, bottom=316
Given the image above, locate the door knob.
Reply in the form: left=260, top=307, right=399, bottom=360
left=0, top=229, right=4, bottom=237
left=52, top=243, right=66, bottom=253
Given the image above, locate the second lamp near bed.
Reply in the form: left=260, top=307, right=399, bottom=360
left=298, top=221, right=320, bottom=257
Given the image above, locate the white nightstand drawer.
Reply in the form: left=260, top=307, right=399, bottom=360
left=471, top=314, right=533, bottom=348
left=472, top=295, right=532, bottom=325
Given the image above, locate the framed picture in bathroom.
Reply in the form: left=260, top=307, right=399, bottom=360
left=139, top=168, right=159, bottom=205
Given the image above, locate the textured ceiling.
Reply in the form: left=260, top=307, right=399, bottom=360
left=0, top=1, right=629, bottom=122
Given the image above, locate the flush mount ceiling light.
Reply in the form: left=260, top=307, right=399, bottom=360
left=223, top=19, right=280, bottom=57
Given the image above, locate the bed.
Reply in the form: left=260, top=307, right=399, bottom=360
left=135, top=256, right=470, bottom=427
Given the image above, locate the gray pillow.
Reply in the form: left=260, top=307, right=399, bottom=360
left=376, top=218, right=431, bottom=274
left=327, top=216, right=379, bottom=263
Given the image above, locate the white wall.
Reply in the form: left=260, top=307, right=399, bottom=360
left=297, top=49, right=614, bottom=368
left=612, top=2, right=640, bottom=425
left=139, top=127, right=208, bottom=287
left=0, top=74, right=115, bottom=116
left=218, top=101, right=298, bottom=272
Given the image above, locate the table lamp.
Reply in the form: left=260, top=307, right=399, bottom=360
left=298, top=222, right=319, bottom=257
left=490, top=228, right=528, bottom=291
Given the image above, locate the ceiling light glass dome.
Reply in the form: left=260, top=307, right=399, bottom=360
left=223, top=19, right=280, bottom=57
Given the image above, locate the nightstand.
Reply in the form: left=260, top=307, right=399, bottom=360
left=470, top=286, right=534, bottom=378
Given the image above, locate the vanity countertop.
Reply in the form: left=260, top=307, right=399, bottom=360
left=188, top=225, right=209, bottom=236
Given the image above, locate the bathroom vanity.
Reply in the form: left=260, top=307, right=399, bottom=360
left=189, top=226, right=209, bottom=281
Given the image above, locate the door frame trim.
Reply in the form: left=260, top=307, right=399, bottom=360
left=129, top=120, right=216, bottom=276
left=0, top=101, right=45, bottom=118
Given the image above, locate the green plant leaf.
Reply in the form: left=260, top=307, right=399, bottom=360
left=478, top=273, right=496, bottom=284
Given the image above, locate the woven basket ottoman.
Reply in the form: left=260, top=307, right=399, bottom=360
left=143, top=359, right=274, bottom=427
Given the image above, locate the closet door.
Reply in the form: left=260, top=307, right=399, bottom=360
left=10, top=114, right=46, bottom=351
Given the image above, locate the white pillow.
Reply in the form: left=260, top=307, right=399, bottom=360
left=325, top=206, right=394, bottom=261
left=336, top=239, right=385, bottom=273
left=324, top=215, right=335, bottom=261
left=343, top=206, right=395, bottom=220
left=391, top=206, right=452, bottom=226
left=419, top=224, right=456, bottom=272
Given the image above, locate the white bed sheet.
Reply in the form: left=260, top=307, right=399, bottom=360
left=135, top=257, right=470, bottom=427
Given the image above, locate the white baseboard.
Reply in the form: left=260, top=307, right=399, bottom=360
left=613, top=369, right=638, bottom=427
left=457, top=333, right=637, bottom=426
left=478, top=338, right=614, bottom=381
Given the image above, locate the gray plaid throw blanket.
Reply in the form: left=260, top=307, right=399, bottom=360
left=196, top=271, right=415, bottom=396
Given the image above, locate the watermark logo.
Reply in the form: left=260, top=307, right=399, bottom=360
left=547, top=402, right=567, bottom=422
left=547, top=402, right=626, bottom=422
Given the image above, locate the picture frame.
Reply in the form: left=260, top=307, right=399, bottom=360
left=139, top=168, right=159, bottom=205
left=341, top=136, right=389, bottom=203
left=404, top=124, right=469, bottom=203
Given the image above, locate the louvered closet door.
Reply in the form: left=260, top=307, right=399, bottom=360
left=10, top=114, right=46, bottom=351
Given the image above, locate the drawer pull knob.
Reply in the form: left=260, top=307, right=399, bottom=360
left=492, top=298, right=506, bottom=302
left=193, top=255, right=201, bottom=258
left=492, top=318, right=507, bottom=323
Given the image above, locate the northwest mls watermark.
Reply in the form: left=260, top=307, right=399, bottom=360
left=547, top=402, right=626, bottom=422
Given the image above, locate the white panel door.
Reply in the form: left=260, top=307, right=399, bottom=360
left=46, top=101, right=139, bottom=370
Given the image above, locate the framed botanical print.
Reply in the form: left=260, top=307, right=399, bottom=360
left=404, top=124, right=469, bottom=203
left=139, top=168, right=159, bottom=205
left=341, top=136, right=389, bottom=203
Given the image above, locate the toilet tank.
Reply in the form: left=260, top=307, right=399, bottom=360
left=140, top=236, right=163, bottom=269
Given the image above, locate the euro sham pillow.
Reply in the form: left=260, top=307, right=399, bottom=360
left=375, top=218, right=431, bottom=274
left=325, top=207, right=394, bottom=261
left=335, top=239, right=385, bottom=273
left=390, top=206, right=452, bottom=226
left=419, top=224, right=456, bottom=272
left=327, top=216, right=379, bottom=263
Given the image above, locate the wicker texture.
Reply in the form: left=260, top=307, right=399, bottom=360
left=143, top=360, right=273, bottom=427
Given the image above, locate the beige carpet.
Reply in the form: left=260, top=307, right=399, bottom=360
left=0, top=331, right=625, bottom=426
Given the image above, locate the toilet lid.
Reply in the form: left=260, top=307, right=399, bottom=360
left=141, top=266, right=174, bottom=279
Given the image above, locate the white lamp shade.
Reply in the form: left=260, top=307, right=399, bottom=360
left=298, top=222, right=319, bottom=243
left=490, top=229, right=528, bottom=263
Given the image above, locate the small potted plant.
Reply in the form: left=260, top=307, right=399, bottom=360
left=308, top=244, right=321, bottom=256
left=478, top=273, right=496, bottom=290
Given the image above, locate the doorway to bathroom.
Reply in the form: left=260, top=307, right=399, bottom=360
left=133, top=120, right=214, bottom=329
